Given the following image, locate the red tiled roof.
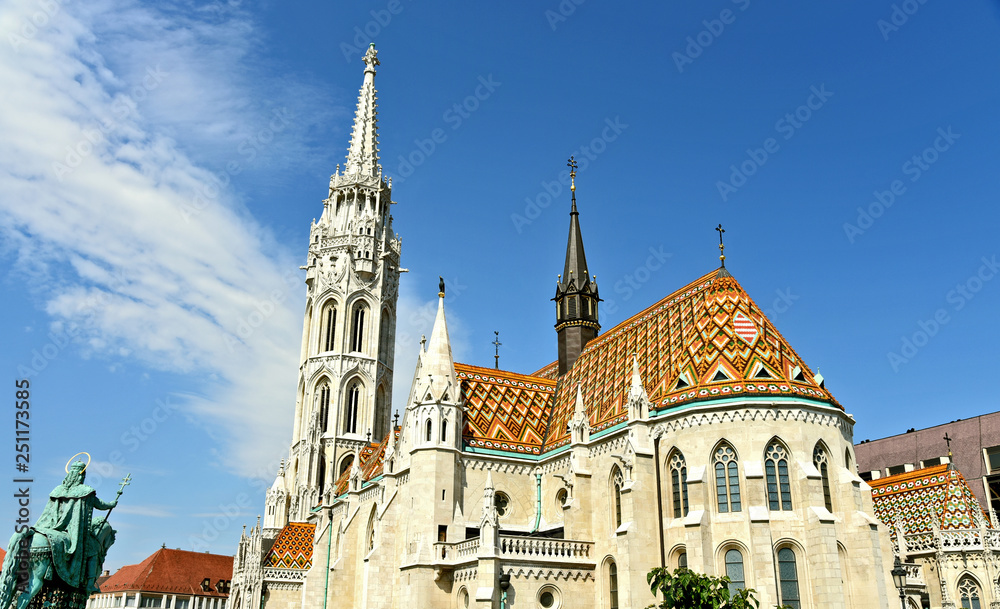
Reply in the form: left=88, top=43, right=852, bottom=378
left=457, top=363, right=557, bottom=455
left=98, top=549, right=232, bottom=596
left=869, top=465, right=989, bottom=540
left=263, top=523, right=315, bottom=569
left=466, top=269, right=836, bottom=456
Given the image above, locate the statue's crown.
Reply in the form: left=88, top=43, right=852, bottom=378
left=70, top=461, right=86, bottom=472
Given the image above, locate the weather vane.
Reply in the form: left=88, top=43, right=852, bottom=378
left=493, top=331, right=502, bottom=370
left=715, top=224, right=726, bottom=268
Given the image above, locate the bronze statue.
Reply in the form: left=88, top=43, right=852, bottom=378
left=0, top=457, right=128, bottom=609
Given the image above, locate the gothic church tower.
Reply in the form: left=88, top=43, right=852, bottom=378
left=265, top=44, right=400, bottom=528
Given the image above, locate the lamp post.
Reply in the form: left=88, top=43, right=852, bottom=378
left=499, top=571, right=511, bottom=609
left=891, top=557, right=908, bottom=609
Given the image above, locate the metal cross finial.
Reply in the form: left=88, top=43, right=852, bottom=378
left=944, top=433, right=953, bottom=458
left=493, top=331, right=502, bottom=370
left=118, top=473, right=132, bottom=496
left=715, top=224, right=726, bottom=268
left=567, top=156, right=578, bottom=199
left=393, top=410, right=399, bottom=428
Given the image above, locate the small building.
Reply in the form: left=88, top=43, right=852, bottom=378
left=89, top=548, right=232, bottom=609
left=855, top=411, right=1000, bottom=515
left=868, top=464, right=1000, bottom=609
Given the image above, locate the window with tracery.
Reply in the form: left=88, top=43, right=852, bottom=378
left=714, top=443, right=741, bottom=513
left=958, top=577, right=982, bottom=609
left=765, top=441, right=792, bottom=510
left=813, top=444, right=833, bottom=512
left=669, top=451, right=689, bottom=518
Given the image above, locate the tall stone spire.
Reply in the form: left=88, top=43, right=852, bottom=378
left=344, top=44, right=381, bottom=178
left=554, top=156, right=600, bottom=375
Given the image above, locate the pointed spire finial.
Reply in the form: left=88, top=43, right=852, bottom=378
left=439, top=276, right=445, bottom=298
left=716, top=224, right=726, bottom=268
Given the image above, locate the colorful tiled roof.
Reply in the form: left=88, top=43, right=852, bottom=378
left=98, top=549, right=232, bottom=595
left=332, top=428, right=400, bottom=496
left=264, top=522, right=315, bottom=569
left=456, top=363, right=557, bottom=455
left=542, top=269, right=836, bottom=450
left=869, top=465, right=988, bottom=541
left=460, top=269, right=835, bottom=456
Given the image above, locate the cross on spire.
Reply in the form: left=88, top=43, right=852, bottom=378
left=716, top=224, right=726, bottom=268
left=493, top=331, right=502, bottom=370
left=944, top=433, right=953, bottom=461
left=568, top=156, right=578, bottom=207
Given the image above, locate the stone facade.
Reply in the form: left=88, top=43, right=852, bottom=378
left=231, top=44, right=899, bottom=609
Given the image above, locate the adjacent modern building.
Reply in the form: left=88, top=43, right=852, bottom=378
left=230, top=44, right=898, bottom=609
left=89, top=548, right=232, bottom=609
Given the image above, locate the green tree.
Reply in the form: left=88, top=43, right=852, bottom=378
left=646, top=567, right=762, bottom=609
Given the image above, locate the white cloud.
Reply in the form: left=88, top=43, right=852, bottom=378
left=0, top=0, right=336, bottom=477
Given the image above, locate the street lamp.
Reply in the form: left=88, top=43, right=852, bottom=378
left=891, top=557, right=907, bottom=609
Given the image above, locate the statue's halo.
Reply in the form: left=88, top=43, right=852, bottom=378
left=65, top=452, right=92, bottom=473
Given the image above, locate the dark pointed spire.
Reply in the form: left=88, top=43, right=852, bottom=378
left=562, top=156, right=591, bottom=287
left=554, top=156, right=600, bottom=376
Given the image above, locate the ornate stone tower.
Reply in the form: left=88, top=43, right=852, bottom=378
left=269, top=43, right=401, bottom=526
left=554, top=157, right=600, bottom=376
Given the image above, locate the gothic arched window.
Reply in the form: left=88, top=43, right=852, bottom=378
left=813, top=443, right=833, bottom=512
left=441, top=419, right=448, bottom=443
left=611, top=466, right=624, bottom=528
left=318, top=381, right=331, bottom=432
left=425, top=419, right=432, bottom=442
left=608, top=560, right=619, bottom=609
left=350, top=303, right=367, bottom=353
left=339, top=454, right=354, bottom=477
left=344, top=383, right=360, bottom=434
left=669, top=451, right=689, bottom=518
left=320, top=302, right=337, bottom=353
left=724, top=548, right=745, bottom=595
left=776, top=547, right=801, bottom=609
left=714, top=443, right=741, bottom=513
left=958, top=576, right=982, bottom=609
left=765, top=441, right=793, bottom=511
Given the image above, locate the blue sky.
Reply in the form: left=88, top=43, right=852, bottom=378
left=1, top=0, right=999, bottom=568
